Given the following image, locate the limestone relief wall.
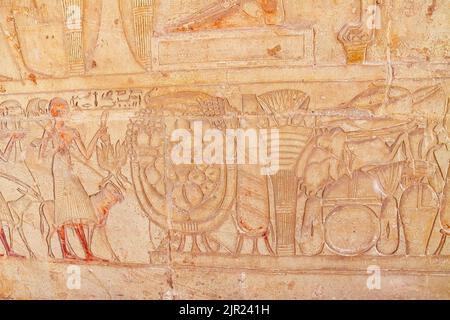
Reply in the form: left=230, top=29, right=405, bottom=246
left=0, top=0, right=448, bottom=299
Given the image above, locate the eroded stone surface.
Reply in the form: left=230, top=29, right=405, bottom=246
left=0, top=0, right=448, bottom=299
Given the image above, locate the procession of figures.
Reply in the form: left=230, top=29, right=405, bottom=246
left=0, top=83, right=448, bottom=262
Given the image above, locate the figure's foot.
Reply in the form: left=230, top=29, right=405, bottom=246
left=62, top=252, right=79, bottom=261
left=7, top=251, right=26, bottom=259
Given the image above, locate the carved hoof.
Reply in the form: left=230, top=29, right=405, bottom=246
left=62, top=253, right=79, bottom=261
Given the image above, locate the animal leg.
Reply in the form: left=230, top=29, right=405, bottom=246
left=46, top=227, right=55, bottom=259
left=87, top=225, right=94, bottom=249
left=66, top=228, right=80, bottom=257
left=40, top=202, right=56, bottom=258
left=90, top=227, right=120, bottom=262
left=16, top=224, right=35, bottom=259
left=74, top=224, right=107, bottom=262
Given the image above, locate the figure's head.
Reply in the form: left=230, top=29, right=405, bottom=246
left=49, top=97, right=69, bottom=119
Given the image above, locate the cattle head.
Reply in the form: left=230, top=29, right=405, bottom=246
left=101, top=182, right=125, bottom=205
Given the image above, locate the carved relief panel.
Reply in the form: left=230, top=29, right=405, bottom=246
left=0, top=0, right=448, bottom=300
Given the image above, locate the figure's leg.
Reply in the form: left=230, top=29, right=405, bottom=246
left=65, top=228, right=79, bottom=257
left=0, top=225, right=24, bottom=258
left=74, top=224, right=106, bottom=262
left=57, top=225, right=78, bottom=260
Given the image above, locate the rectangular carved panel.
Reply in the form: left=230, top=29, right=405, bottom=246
left=152, top=27, right=314, bottom=71
left=0, top=0, right=448, bottom=300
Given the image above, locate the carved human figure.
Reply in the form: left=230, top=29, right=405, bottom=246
left=0, top=102, right=26, bottom=257
left=39, top=97, right=108, bottom=261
